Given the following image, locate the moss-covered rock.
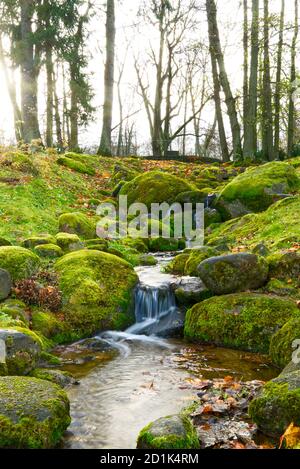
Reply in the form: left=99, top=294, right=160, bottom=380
left=0, top=247, right=40, bottom=282
left=175, top=278, right=212, bottom=307
left=184, top=293, right=300, bottom=353
left=31, top=311, right=68, bottom=343
left=22, top=235, right=56, bottom=249
left=269, top=318, right=300, bottom=368
left=138, top=254, right=158, bottom=266
left=55, top=250, right=138, bottom=337
left=0, top=376, right=70, bottom=448
left=149, top=238, right=183, bottom=252
left=198, top=253, right=269, bottom=295
left=0, top=300, right=29, bottom=326
left=249, top=372, right=300, bottom=437
left=55, top=233, right=84, bottom=252
left=184, top=247, right=218, bottom=277
left=174, top=190, right=208, bottom=206
left=137, top=415, right=199, bottom=449
left=204, top=208, right=222, bottom=227
left=0, top=238, right=12, bottom=247
left=0, top=151, right=39, bottom=176
left=34, top=244, right=63, bottom=258
left=58, top=212, right=96, bottom=239
left=216, top=162, right=300, bottom=219
left=57, top=156, right=96, bottom=176
left=268, top=251, right=300, bottom=280
left=165, top=254, right=190, bottom=275
left=0, top=269, right=11, bottom=301
left=0, top=328, right=41, bottom=375
left=29, top=369, right=75, bottom=388
left=120, top=171, right=196, bottom=208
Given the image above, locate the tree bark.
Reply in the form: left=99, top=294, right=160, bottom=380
left=243, top=0, right=249, bottom=133
left=287, top=0, right=299, bottom=156
left=206, top=0, right=242, bottom=159
left=98, top=0, right=116, bottom=156
left=274, top=0, right=285, bottom=159
left=20, top=0, right=41, bottom=143
left=46, top=44, right=54, bottom=147
left=244, top=0, right=260, bottom=158
left=262, top=0, right=275, bottom=161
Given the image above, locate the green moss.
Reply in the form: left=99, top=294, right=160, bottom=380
left=249, top=379, right=300, bottom=436
left=55, top=250, right=138, bottom=337
left=137, top=415, right=199, bottom=449
left=207, top=196, right=300, bottom=252
left=34, top=244, right=63, bottom=258
left=120, top=171, right=196, bottom=208
left=57, top=156, right=96, bottom=176
left=58, top=212, right=96, bottom=239
left=0, top=246, right=40, bottom=281
left=149, top=238, right=181, bottom=252
left=22, top=235, right=56, bottom=249
left=0, top=238, right=11, bottom=247
left=31, top=311, right=68, bottom=343
left=184, top=293, right=300, bottom=353
left=0, top=300, right=28, bottom=326
left=138, top=254, right=158, bottom=266
left=217, top=162, right=300, bottom=216
left=0, top=376, right=70, bottom=448
left=269, top=318, right=300, bottom=368
left=55, top=233, right=83, bottom=252
left=165, top=254, right=190, bottom=275
left=267, top=251, right=300, bottom=280
left=184, top=247, right=218, bottom=276
left=0, top=151, right=39, bottom=176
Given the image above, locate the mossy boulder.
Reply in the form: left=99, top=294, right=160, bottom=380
left=249, top=372, right=300, bottom=436
left=0, top=151, right=39, bottom=176
left=55, top=233, right=83, bottom=252
left=184, top=247, right=218, bottom=277
left=269, top=318, right=300, bottom=368
left=57, top=156, right=95, bottom=176
left=55, top=250, right=138, bottom=337
left=0, top=300, right=29, bottom=326
left=34, top=244, right=63, bottom=259
left=0, top=247, right=40, bottom=282
left=137, top=415, right=199, bottom=449
left=31, top=311, right=68, bottom=343
left=0, top=376, right=70, bottom=448
left=268, top=251, right=300, bottom=280
left=120, top=171, right=196, bottom=208
left=204, top=208, right=222, bottom=227
left=174, top=190, right=208, bottom=206
left=29, top=369, right=75, bottom=388
left=22, top=235, right=56, bottom=249
left=0, top=269, right=12, bottom=301
left=138, top=254, right=158, bottom=266
left=0, top=328, right=41, bottom=376
left=175, top=278, right=212, bottom=307
left=184, top=293, right=300, bottom=353
left=58, top=212, right=96, bottom=239
left=198, top=253, right=269, bottom=295
left=216, top=162, right=300, bottom=219
left=165, top=254, right=190, bottom=275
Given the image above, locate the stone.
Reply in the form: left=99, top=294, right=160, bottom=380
left=0, top=269, right=12, bottom=301
left=197, top=253, right=269, bottom=295
left=0, top=328, right=41, bottom=375
left=174, top=278, right=212, bottom=307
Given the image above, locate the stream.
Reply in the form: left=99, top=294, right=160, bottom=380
left=57, top=254, right=278, bottom=450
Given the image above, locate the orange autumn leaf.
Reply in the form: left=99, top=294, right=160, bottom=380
left=279, top=423, right=300, bottom=449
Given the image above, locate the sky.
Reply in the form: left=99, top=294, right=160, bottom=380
left=0, top=0, right=297, bottom=151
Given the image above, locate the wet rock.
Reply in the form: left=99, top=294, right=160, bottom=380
left=174, top=278, right=212, bottom=307
left=30, top=368, right=78, bottom=388
left=0, top=328, right=41, bottom=376
left=0, top=269, right=12, bottom=301
left=198, top=253, right=269, bottom=295
left=137, top=415, right=199, bottom=449
left=0, top=376, right=70, bottom=448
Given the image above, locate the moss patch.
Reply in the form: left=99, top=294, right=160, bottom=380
left=0, top=247, right=40, bottom=281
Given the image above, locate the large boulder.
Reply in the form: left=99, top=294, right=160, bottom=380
left=249, top=371, right=300, bottom=437
left=34, top=244, right=63, bottom=258
left=216, top=162, right=300, bottom=219
left=174, top=278, right=212, bottom=307
left=120, top=171, right=196, bottom=208
left=55, top=232, right=84, bottom=252
left=22, top=235, right=56, bottom=249
left=0, top=328, right=42, bottom=376
left=0, top=376, right=70, bottom=448
left=0, top=269, right=12, bottom=300
left=197, top=253, right=269, bottom=295
left=268, top=251, right=300, bottom=280
left=184, top=293, right=300, bottom=353
left=165, top=254, right=190, bottom=275
left=137, top=415, right=199, bottom=449
left=269, top=317, right=300, bottom=368
left=55, top=250, right=138, bottom=337
left=184, top=247, right=219, bottom=277
left=0, top=247, right=40, bottom=282
left=58, top=212, right=96, bottom=239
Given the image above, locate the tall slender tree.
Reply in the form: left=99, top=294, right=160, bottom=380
left=287, top=0, right=299, bottom=156
left=274, top=0, right=285, bottom=159
left=98, top=0, right=116, bottom=156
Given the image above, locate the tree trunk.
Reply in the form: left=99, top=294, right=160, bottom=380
left=98, top=0, right=116, bottom=156
left=244, top=0, right=260, bottom=158
left=152, top=16, right=165, bottom=159
left=20, top=0, right=41, bottom=143
left=274, top=0, right=285, bottom=159
left=0, top=37, right=23, bottom=142
left=287, top=0, right=299, bottom=156
left=69, top=65, right=79, bottom=151
left=262, top=0, right=275, bottom=161
left=46, top=45, right=54, bottom=147
left=53, top=65, right=63, bottom=151
left=206, top=0, right=242, bottom=159
left=243, top=0, right=249, bottom=132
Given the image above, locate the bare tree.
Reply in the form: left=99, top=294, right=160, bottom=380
left=287, top=0, right=299, bottom=156
left=274, top=0, right=285, bottom=159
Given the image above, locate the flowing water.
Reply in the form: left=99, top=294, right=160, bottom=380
left=59, top=254, right=278, bottom=449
